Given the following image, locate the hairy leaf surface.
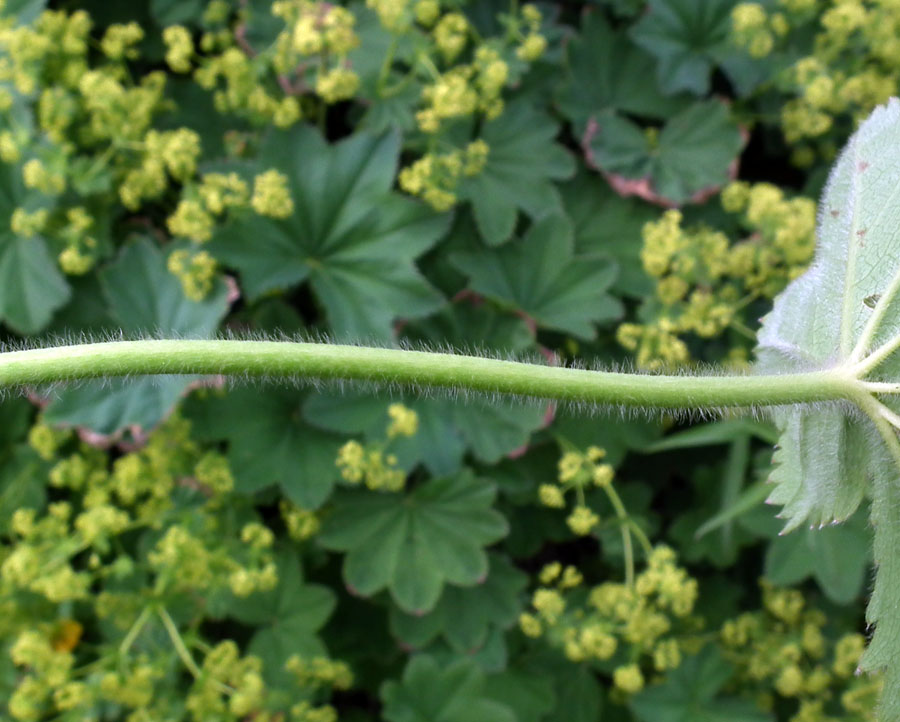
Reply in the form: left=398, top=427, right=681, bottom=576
left=756, top=98, right=900, bottom=715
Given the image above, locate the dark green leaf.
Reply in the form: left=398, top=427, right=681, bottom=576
left=584, top=101, right=744, bottom=205
left=630, top=0, right=737, bottom=95
left=764, top=508, right=870, bottom=604
left=185, top=388, right=343, bottom=508
left=389, top=553, right=527, bottom=652
left=556, top=11, right=689, bottom=130
left=0, top=162, right=69, bottom=334
left=631, top=645, right=772, bottom=722
left=451, top=213, right=621, bottom=339
left=0, top=446, right=48, bottom=535
left=561, top=169, right=658, bottom=298
left=227, top=548, right=335, bottom=683
left=318, top=471, right=508, bottom=614
left=43, top=239, right=229, bottom=434
left=381, top=655, right=517, bottom=722
left=210, top=127, right=448, bottom=340
left=457, top=101, right=575, bottom=246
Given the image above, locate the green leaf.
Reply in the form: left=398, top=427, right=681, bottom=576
left=389, top=553, right=527, bottom=652
left=1, top=0, right=46, bottom=24
left=629, top=0, right=737, bottom=95
left=560, top=169, right=658, bottom=298
left=317, top=471, right=508, bottom=614
left=0, top=163, right=69, bottom=334
left=764, top=508, right=870, bottom=604
left=0, top=446, right=48, bottom=535
left=754, top=99, right=900, bottom=715
left=226, top=548, right=335, bottom=684
left=380, top=655, right=516, bottom=722
left=631, top=645, right=772, bottom=722
left=584, top=101, right=744, bottom=205
left=457, top=101, right=575, bottom=246
left=209, top=127, right=447, bottom=340
left=150, top=0, right=204, bottom=25
left=483, top=667, right=555, bottom=722
left=183, top=388, right=343, bottom=508
left=43, top=239, right=228, bottom=434
left=450, top=214, right=621, bottom=339
left=556, top=11, right=689, bottom=130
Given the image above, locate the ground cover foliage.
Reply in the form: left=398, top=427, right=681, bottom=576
left=0, top=0, right=896, bottom=720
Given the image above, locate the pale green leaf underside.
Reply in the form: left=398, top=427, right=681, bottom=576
left=756, top=98, right=900, bottom=717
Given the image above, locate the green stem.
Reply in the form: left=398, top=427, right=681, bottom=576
left=119, top=606, right=153, bottom=656
left=158, top=607, right=204, bottom=681
left=0, top=340, right=862, bottom=409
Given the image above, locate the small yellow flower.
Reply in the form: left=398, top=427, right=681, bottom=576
left=613, top=664, right=645, bottom=694
left=566, top=505, right=599, bottom=536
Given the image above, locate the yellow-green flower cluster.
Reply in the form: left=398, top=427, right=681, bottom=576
left=185, top=641, right=266, bottom=719
left=416, top=47, right=511, bottom=133
left=163, top=25, right=194, bottom=73
left=9, top=207, right=48, bottom=238
left=121, top=128, right=202, bottom=210
left=537, top=445, right=614, bottom=536
left=0, top=9, right=92, bottom=95
left=57, top=206, right=98, bottom=275
left=519, top=545, right=700, bottom=697
left=101, top=22, right=144, bottom=61
left=251, top=169, right=295, bottom=219
left=387, top=402, right=419, bottom=438
left=168, top=248, right=219, bottom=300
left=516, top=4, right=547, bottom=61
left=280, top=499, right=322, bottom=540
left=3, top=408, right=351, bottom=720
left=164, top=170, right=250, bottom=274
left=335, top=404, right=418, bottom=491
left=336, top=440, right=407, bottom=492
left=619, top=183, right=816, bottom=368
left=398, top=140, right=489, bottom=210
left=721, top=580, right=881, bottom=721
left=244, top=1, right=361, bottom=107
left=731, top=3, right=789, bottom=58
left=731, top=0, right=900, bottom=148
left=8, top=629, right=79, bottom=719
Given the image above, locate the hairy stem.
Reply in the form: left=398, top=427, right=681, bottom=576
left=0, top=340, right=864, bottom=409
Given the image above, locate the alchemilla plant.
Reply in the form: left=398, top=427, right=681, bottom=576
left=3, top=0, right=900, bottom=720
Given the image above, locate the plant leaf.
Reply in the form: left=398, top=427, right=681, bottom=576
left=457, top=101, right=575, bottom=246
left=43, top=239, right=229, bottom=434
left=184, top=388, right=343, bottom=508
left=584, top=101, right=744, bottom=206
left=389, top=553, right=527, bottom=652
left=450, top=213, right=621, bottom=339
left=317, top=471, right=508, bottom=614
left=755, top=98, right=900, bottom=716
left=0, top=162, right=69, bottom=334
left=380, top=655, right=517, bottom=722
left=209, top=127, right=448, bottom=340
left=556, top=11, right=689, bottom=131
left=630, top=645, right=772, bottom=722
left=629, top=0, right=737, bottom=95
left=226, top=547, right=335, bottom=684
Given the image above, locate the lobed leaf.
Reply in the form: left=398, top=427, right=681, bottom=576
left=317, top=471, right=508, bottom=614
